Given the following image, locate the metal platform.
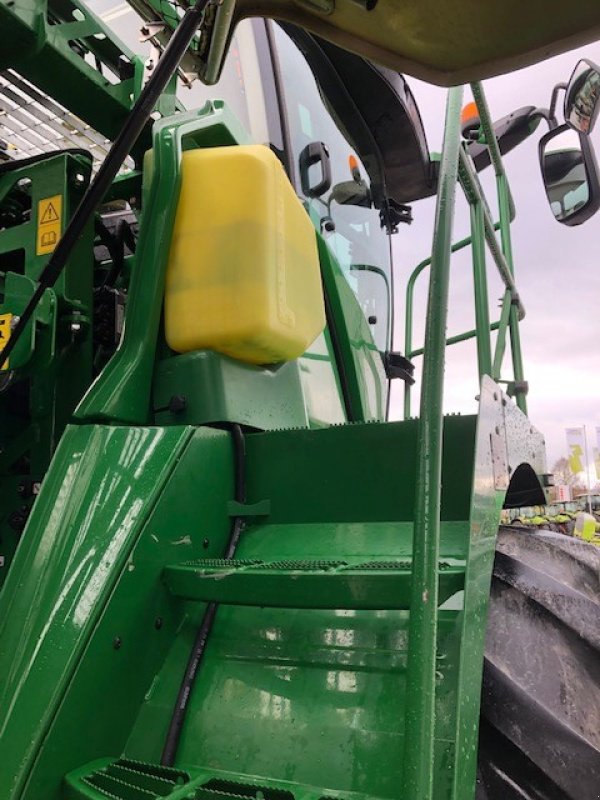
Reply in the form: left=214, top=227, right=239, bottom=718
left=0, top=69, right=121, bottom=167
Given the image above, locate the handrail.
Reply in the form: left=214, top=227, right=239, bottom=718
left=409, top=320, right=501, bottom=359
left=404, top=223, right=501, bottom=354
left=403, top=84, right=464, bottom=800
left=403, top=222, right=501, bottom=418
left=471, top=82, right=516, bottom=219
left=403, top=81, right=529, bottom=418
left=458, top=151, right=525, bottom=319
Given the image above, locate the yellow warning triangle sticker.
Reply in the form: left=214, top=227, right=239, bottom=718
left=40, top=202, right=59, bottom=224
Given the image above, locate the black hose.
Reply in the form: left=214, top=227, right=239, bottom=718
left=0, top=0, right=210, bottom=368
left=161, top=423, right=246, bottom=766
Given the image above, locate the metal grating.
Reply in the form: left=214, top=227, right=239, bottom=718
left=78, top=758, right=191, bottom=798
left=196, top=779, right=295, bottom=800
left=0, top=70, right=129, bottom=169
left=262, top=560, right=348, bottom=571
left=182, top=559, right=263, bottom=568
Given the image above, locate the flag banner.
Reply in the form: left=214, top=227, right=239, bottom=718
left=595, top=427, right=600, bottom=479
left=566, top=427, right=585, bottom=474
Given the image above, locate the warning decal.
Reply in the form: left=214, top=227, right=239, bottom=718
left=0, top=313, right=13, bottom=371
left=36, top=194, right=62, bottom=256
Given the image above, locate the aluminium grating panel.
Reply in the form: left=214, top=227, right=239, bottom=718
left=0, top=70, right=132, bottom=169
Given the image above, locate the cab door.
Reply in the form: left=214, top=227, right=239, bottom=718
left=269, top=23, right=393, bottom=421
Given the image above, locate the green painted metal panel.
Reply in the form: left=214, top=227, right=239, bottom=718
left=243, top=417, right=476, bottom=525
left=0, top=423, right=193, bottom=800
left=152, top=350, right=310, bottom=430
left=450, top=376, right=546, bottom=797
left=15, top=426, right=234, bottom=800
left=0, top=385, right=547, bottom=800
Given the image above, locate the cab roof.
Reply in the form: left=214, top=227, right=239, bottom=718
left=203, top=0, right=600, bottom=84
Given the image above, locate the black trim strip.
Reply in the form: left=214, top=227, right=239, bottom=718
left=264, top=21, right=296, bottom=186
left=322, top=281, right=356, bottom=423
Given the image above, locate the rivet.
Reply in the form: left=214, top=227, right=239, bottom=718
left=113, top=636, right=122, bottom=650
left=154, top=617, right=163, bottom=630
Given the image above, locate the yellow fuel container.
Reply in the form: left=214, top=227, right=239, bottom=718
left=165, top=145, right=325, bottom=365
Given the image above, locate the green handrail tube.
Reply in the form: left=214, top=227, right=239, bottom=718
left=471, top=81, right=516, bottom=221
left=402, top=85, right=464, bottom=800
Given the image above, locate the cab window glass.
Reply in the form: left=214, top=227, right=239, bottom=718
left=270, top=23, right=392, bottom=352
left=88, top=3, right=276, bottom=148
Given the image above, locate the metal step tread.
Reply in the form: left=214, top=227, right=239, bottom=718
left=66, top=757, right=192, bottom=799
left=162, top=557, right=464, bottom=610
left=66, top=758, right=384, bottom=800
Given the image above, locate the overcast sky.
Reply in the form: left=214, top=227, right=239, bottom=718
left=390, top=44, right=600, bottom=479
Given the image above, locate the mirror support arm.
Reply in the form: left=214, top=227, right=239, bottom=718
left=529, top=108, right=554, bottom=128
left=549, top=83, right=567, bottom=127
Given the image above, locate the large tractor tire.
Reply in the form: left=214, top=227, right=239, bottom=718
left=477, top=526, right=600, bottom=800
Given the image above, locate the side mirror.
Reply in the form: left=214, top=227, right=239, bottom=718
left=564, top=59, right=600, bottom=135
left=539, top=124, right=600, bottom=226
left=329, top=180, right=371, bottom=208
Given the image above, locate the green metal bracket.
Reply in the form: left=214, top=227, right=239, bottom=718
left=76, top=101, right=250, bottom=424
left=0, top=0, right=143, bottom=144
left=227, top=500, right=271, bottom=518
left=0, top=274, right=56, bottom=372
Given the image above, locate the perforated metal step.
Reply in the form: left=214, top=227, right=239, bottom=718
left=66, top=761, right=352, bottom=800
left=68, top=758, right=191, bottom=798
left=196, top=778, right=295, bottom=800
left=163, top=557, right=464, bottom=610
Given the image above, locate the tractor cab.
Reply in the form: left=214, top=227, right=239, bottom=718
left=0, top=3, right=599, bottom=800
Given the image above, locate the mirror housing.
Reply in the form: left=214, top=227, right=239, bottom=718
left=538, top=124, right=600, bottom=226
left=564, top=59, right=600, bottom=135
left=329, top=180, right=371, bottom=208
left=466, top=106, right=543, bottom=172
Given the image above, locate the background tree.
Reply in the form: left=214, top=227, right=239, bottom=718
left=549, top=457, right=586, bottom=501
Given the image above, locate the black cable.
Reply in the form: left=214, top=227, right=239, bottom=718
left=161, top=423, right=246, bottom=766
left=0, top=0, right=210, bottom=368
